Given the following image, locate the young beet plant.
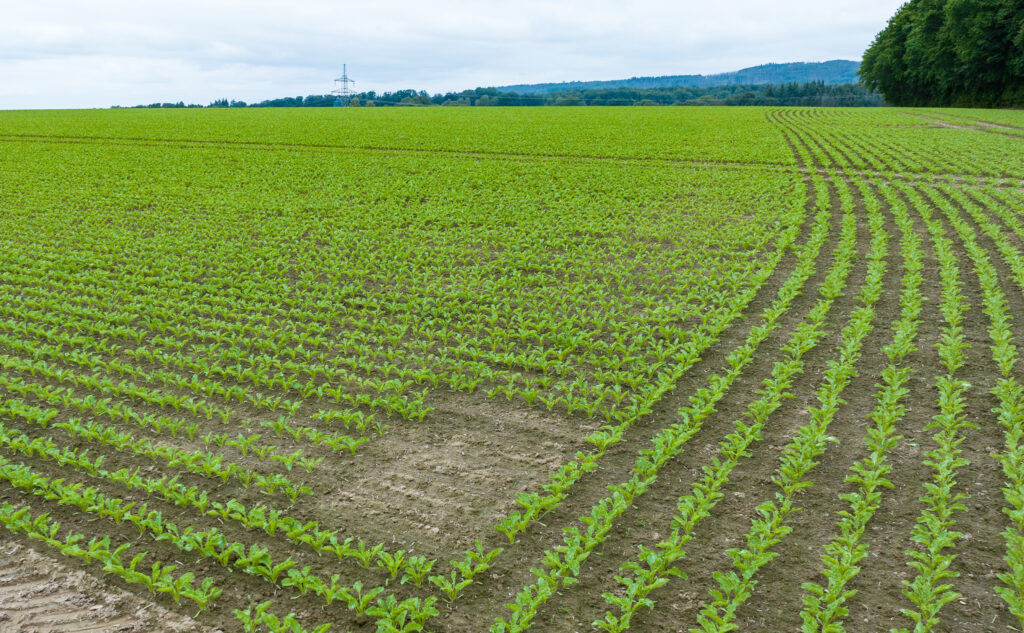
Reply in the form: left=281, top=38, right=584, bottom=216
left=0, top=499, right=221, bottom=614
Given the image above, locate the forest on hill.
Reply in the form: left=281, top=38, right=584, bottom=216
left=491, top=60, right=861, bottom=94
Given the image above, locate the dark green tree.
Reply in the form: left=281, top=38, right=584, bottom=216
left=861, top=0, right=1024, bottom=106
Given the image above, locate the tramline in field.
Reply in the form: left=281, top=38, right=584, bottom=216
left=0, top=106, right=1022, bottom=632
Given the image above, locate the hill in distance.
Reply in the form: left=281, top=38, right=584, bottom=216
left=489, top=60, right=861, bottom=95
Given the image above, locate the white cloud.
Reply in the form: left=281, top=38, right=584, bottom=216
left=0, top=0, right=904, bottom=108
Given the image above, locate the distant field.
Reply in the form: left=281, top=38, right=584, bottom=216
left=0, top=106, right=1022, bottom=633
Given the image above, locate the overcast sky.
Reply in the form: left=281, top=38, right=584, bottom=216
left=1, top=1, right=903, bottom=109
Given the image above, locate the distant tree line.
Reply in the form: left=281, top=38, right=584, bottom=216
left=438, top=82, right=883, bottom=107
left=117, top=81, right=884, bottom=109
left=861, top=0, right=1024, bottom=107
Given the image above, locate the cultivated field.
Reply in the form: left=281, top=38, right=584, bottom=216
left=0, top=106, right=1023, bottom=633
